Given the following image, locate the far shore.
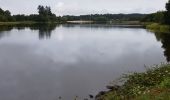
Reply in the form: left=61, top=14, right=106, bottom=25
left=0, top=20, right=143, bottom=25
left=1, top=21, right=170, bottom=33
left=67, top=20, right=94, bottom=24
left=0, top=21, right=63, bottom=25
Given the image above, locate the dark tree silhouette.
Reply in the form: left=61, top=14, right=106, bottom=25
left=165, top=0, right=170, bottom=24
left=141, top=11, right=165, bottom=23
left=37, top=5, right=56, bottom=22
left=154, top=32, right=170, bottom=62
left=166, top=0, right=170, bottom=12
left=0, top=8, right=14, bottom=21
left=38, top=5, right=52, bottom=16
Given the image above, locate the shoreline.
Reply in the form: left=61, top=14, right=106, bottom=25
left=1, top=21, right=170, bottom=33
left=0, top=21, right=144, bottom=26
left=0, top=21, right=170, bottom=100
left=0, top=21, right=64, bottom=26
left=146, top=23, right=170, bottom=33
left=96, top=64, right=170, bottom=100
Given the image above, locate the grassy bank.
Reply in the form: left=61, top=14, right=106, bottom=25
left=96, top=64, right=170, bottom=100
left=146, top=23, right=170, bottom=33
left=0, top=21, right=39, bottom=25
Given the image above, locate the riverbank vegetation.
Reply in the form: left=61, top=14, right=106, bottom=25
left=95, top=1, right=170, bottom=99
left=0, top=5, right=65, bottom=23
left=96, top=64, right=170, bottom=100
left=142, top=0, right=170, bottom=25
left=146, top=23, right=170, bottom=33
left=141, top=0, right=170, bottom=33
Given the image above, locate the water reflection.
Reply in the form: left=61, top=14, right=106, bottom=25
left=62, top=23, right=144, bottom=29
left=0, top=25, right=13, bottom=32
left=154, top=32, right=170, bottom=62
left=0, top=24, right=143, bottom=40
left=30, top=24, right=58, bottom=39
left=0, top=24, right=169, bottom=62
left=0, top=26, right=13, bottom=38
left=0, top=24, right=169, bottom=99
left=0, top=24, right=58, bottom=39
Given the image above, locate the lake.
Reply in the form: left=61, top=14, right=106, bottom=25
left=0, top=24, right=169, bottom=100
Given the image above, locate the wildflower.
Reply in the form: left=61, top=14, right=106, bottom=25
left=143, top=91, right=146, bottom=94
left=138, top=91, right=141, bottom=94
left=147, top=90, right=150, bottom=93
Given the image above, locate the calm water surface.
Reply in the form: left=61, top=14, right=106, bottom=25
left=0, top=24, right=169, bottom=100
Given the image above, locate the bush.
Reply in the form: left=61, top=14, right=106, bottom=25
left=160, top=78, right=170, bottom=88
left=96, top=64, right=170, bottom=100
left=146, top=23, right=170, bottom=33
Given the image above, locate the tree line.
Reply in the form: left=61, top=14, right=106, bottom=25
left=141, top=0, right=170, bottom=25
left=0, top=6, right=146, bottom=23
left=62, top=14, right=146, bottom=22
left=0, top=5, right=64, bottom=23
left=0, top=5, right=147, bottom=23
left=0, top=8, right=14, bottom=21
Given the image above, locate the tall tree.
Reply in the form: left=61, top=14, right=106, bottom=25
left=38, top=5, right=45, bottom=16
left=0, top=8, right=14, bottom=22
left=166, top=0, right=170, bottom=12
left=165, top=0, right=170, bottom=24
left=37, top=5, right=52, bottom=16
left=37, top=5, right=56, bottom=22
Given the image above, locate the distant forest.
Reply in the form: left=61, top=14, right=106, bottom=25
left=0, top=5, right=63, bottom=22
left=0, top=6, right=146, bottom=22
left=0, top=0, right=170, bottom=25
left=62, top=14, right=146, bottom=22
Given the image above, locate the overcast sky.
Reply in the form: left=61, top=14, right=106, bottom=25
left=0, top=0, right=168, bottom=15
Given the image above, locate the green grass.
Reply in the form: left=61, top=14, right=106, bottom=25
left=96, top=64, right=170, bottom=100
left=146, top=23, right=170, bottom=33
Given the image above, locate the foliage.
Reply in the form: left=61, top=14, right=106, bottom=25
left=63, top=14, right=146, bottom=22
left=142, top=0, right=170, bottom=25
left=146, top=23, right=170, bottom=33
left=37, top=5, right=57, bottom=22
left=38, top=5, right=52, bottom=16
left=165, top=0, right=170, bottom=25
left=0, top=6, right=61, bottom=23
left=141, top=11, right=165, bottom=24
left=160, top=78, right=170, bottom=88
left=0, top=0, right=169, bottom=24
left=134, top=88, right=170, bottom=100
left=0, top=6, right=147, bottom=23
left=96, top=64, right=170, bottom=100
left=0, top=8, right=14, bottom=22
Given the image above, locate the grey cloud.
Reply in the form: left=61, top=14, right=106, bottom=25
left=0, top=0, right=168, bottom=15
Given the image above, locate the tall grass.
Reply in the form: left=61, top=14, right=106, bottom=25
left=146, top=23, right=170, bottom=33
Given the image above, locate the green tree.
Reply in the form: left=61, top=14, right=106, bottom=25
left=37, top=5, right=55, bottom=22
left=165, top=0, right=170, bottom=25
left=38, top=5, right=45, bottom=15
left=0, top=8, right=14, bottom=22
